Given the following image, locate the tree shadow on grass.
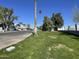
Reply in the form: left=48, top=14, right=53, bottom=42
left=59, top=31, right=73, bottom=36
left=59, top=31, right=79, bottom=41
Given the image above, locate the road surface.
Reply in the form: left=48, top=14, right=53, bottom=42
left=0, top=31, right=32, bottom=49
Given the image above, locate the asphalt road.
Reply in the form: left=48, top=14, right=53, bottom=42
left=0, top=30, right=32, bottom=36
left=0, top=31, right=32, bottom=49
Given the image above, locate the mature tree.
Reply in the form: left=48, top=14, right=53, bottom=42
left=0, top=6, right=18, bottom=31
left=51, top=13, right=64, bottom=31
left=42, top=16, right=52, bottom=31
left=73, top=7, right=79, bottom=31
left=73, top=7, right=79, bottom=23
left=0, top=6, right=6, bottom=30
left=37, top=26, right=42, bottom=30
left=6, top=16, right=18, bottom=30
left=4, top=8, right=18, bottom=30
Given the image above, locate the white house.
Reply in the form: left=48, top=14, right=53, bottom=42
left=15, top=23, right=30, bottom=31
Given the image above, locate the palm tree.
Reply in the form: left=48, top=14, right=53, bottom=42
left=6, top=15, right=18, bottom=30
left=0, top=6, right=18, bottom=31
left=0, top=6, right=6, bottom=30
left=51, top=13, right=64, bottom=31
left=4, top=8, right=18, bottom=30
left=0, top=14, right=3, bottom=23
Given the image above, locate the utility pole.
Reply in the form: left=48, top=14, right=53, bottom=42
left=34, top=0, right=37, bottom=35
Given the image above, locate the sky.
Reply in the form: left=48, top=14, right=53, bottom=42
left=0, top=0, right=79, bottom=28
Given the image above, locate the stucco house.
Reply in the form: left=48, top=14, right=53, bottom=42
left=15, top=23, right=30, bottom=31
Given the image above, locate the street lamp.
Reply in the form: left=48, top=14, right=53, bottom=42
left=34, top=0, right=37, bottom=35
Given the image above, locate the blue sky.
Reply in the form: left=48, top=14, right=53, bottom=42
left=0, top=0, right=79, bottom=28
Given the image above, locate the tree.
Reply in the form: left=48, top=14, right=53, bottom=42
left=73, top=7, right=79, bottom=31
left=37, top=26, right=42, bottom=30
left=4, top=8, right=18, bottom=30
left=51, top=13, right=64, bottom=31
left=73, top=7, right=79, bottom=23
left=6, top=15, right=18, bottom=30
left=42, top=16, right=52, bottom=31
left=0, top=6, right=6, bottom=30
left=0, top=6, right=18, bottom=31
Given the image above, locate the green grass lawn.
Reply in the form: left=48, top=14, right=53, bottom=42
left=0, top=31, right=79, bottom=59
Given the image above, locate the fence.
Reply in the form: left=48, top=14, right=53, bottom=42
left=59, top=24, right=79, bottom=31
left=59, top=24, right=79, bottom=35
